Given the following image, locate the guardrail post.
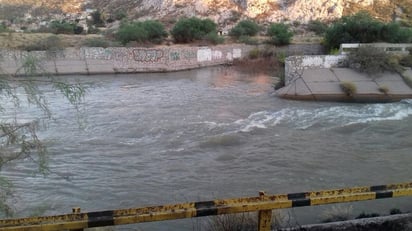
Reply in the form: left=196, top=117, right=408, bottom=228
left=70, top=207, right=83, bottom=231
left=258, top=191, right=272, bottom=231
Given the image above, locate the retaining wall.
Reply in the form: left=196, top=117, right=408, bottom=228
left=0, top=45, right=254, bottom=75
left=285, top=55, right=347, bottom=84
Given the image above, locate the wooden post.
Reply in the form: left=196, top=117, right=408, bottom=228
left=258, top=191, right=272, bottom=231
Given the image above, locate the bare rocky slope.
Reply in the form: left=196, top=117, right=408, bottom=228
left=1, top=0, right=412, bottom=29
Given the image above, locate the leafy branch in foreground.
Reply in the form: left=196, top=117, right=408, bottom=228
left=0, top=51, right=87, bottom=217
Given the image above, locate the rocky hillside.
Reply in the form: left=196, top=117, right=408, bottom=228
left=1, top=0, right=412, bottom=27
left=87, top=0, right=411, bottom=25
left=0, top=0, right=84, bottom=13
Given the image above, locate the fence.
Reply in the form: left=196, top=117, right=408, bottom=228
left=1, top=182, right=411, bottom=231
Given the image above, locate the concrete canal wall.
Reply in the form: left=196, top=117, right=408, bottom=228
left=278, top=54, right=412, bottom=102
left=0, top=44, right=255, bottom=75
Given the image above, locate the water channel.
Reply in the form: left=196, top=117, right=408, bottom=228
left=2, top=66, right=412, bottom=230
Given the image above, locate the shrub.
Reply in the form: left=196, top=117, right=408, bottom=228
left=307, top=19, right=328, bottom=35
left=275, top=52, right=286, bottom=64
left=171, top=17, right=217, bottom=43
left=324, top=12, right=383, bottom=50
left=347, top=46, right=402, bottom=75
left=324, top=12, right=412, bottom=51
left=0, top=24, right=9, bottom=33
left=400, top=54, right=412, bottom=67
left=273, top=68, right=285, bottom=90
left=340, top=81, right=357, bottom=96
left=381, top=22, right=412, bottom=43
left=378, top=85, right=389, bottom=94
left=87, top=26, right=100, bottom=34
left=73, top=25, right=84, bottom=34
left=116, top=20, right=167, bottom=45
left=229, top=20, right=260, bottom=38
left=141, top=20, right=168, bottom=44
left=267, top=23, right=293, bottom=46
left=205, top=32, right=224, bottom=45
left=49, top=21, right=76, bottom=34
left=90, top=10, right=105, bottom=27
left=248, top=48, right=260, bottom=59
left=117, top=22, right=147, bottom=44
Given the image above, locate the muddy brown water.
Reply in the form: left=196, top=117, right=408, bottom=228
left=2, top=66, right=412, bottom=230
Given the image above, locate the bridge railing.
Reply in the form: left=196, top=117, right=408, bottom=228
left=1, top=182, right=411, bottom=231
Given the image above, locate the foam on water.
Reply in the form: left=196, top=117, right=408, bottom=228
left=217, top=101, right=412, bottom=133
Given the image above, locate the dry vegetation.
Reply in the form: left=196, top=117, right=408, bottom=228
left=0, top=33, right=103, bottom=49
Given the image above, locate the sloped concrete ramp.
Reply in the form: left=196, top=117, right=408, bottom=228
left=276, top=68, right=412, bottom=102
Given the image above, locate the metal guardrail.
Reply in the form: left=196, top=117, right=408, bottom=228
left=1, top=182, right=411, bottom=231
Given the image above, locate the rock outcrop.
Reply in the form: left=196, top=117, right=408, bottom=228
left=1, top=0, right=412, bottom=28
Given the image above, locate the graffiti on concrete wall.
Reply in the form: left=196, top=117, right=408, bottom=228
left=133, top=49, right=164, bottom=62
left=212, top=51, right=222, bottom=60
left=233, top=49, right=241, bottom=59
left=197, top=48, right=212, bottom=62
left=83, top=48, right=112, bottom=60
left=169, top=49, right=197, bottom=63
left=170, top=51, right=180, bottom=61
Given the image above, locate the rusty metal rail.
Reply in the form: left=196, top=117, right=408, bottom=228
left=1, top=182, right=412, bottom=231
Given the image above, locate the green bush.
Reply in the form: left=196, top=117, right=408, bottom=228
left=49, top=21, right=76, bottom=34
left=340, top=81, right=357, bottom=97
left=229, top=20, right=260, bottom=38
left=307, top=20, right=328, bottom=35
left=248, top=48, right=260, bottom=59
left=171, top=17, right=217, bottom=43
left=0, top=24, right=9, bottom=33
left=205, top=32, right=224, bottom=45
left=90, top=10, right=105, bottom=27
left=381, top=22, right=412, bottom=43
left=267, top=23, right=293, bottom=46
left=116, top=20, right=167, bottom=45
left=324, top=12, right=412, bottom=50
left=347, top=46, right=401, bottom=74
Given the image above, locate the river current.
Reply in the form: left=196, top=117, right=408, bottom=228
left=2, top=66, right=412, bottom=230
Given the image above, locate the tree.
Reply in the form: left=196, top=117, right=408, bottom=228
left=116, top=20, right=167, bottom=45
left=323, top=12, right=412, bottom=51
left=267, top=23, right=293, bottom=46
left=0, top=51, right=86, bottom=216
left=90, top=10, right=105, bottom=27
left=171, top=17, right=217, bottom=43
left=229, top=20, right=260, bottom=38
left=306, top=20, right=328, bottom=35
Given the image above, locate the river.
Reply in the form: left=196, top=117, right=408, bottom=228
left=2, top=66, right=412, bottom=230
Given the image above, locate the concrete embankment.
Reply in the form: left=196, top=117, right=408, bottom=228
left=0, top=45, right=255, bottom=75
left=276, top=55, right=412, bottom=102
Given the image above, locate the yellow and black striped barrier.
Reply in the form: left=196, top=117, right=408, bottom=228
left=1, top=182, right=411, bottom=231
